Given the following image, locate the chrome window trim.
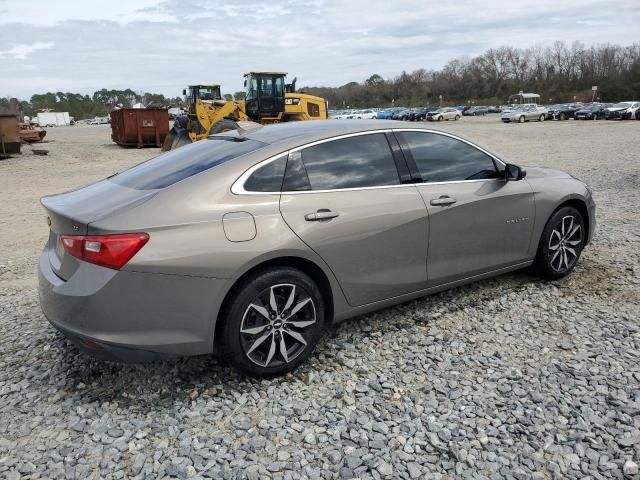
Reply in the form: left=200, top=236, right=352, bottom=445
left=231, top=153, right=289, bottom=195
left=231, top=128, right=508, bottom=195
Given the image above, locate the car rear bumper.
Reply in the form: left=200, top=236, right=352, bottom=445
left=38, top=250, right=229, bottom=360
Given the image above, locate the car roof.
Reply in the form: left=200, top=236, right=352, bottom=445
left=212, top=120, right=496, bottom=154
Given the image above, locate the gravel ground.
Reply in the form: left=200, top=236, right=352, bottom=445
left=0, top=118, right=639, bottom=479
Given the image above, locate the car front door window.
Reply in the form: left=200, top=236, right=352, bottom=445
left=396, top=131, right=498, bottom=182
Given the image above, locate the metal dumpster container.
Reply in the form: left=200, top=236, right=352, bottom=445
left=0, top=114, right=21, bottom=157
left=110, top=108, right=169, bottom=148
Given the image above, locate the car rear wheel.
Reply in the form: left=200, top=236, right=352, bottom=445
left=518, top=116, right=525, bottom=123
left=221, top=267, right=325, bottom=377
left=532, top=206, right=585, bottom=280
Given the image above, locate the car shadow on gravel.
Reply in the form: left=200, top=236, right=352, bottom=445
left=49, top=252, right=615, bottom=411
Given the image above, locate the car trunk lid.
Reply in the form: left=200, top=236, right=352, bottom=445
left=41, top=180, right=157, bottom=280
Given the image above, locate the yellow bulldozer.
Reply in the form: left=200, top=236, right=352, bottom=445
left=162, top=72, right=328, bottom=150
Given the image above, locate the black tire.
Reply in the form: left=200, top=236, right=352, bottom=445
left=210, top=118, right=239, bottom=134
left=221, top=267, right=325, bottom=377
left=532, top=206, right=586, bottom=280
left=539, top=114, right=545, bottom=122
left=518, top=115, right=525, bottom=123
left=559, top=112, right=566, bottom=121
left=437, top=116, right=443, bottom=122
left=455, top=115, right=460, bottom=120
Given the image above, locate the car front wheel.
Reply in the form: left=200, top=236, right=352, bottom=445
left=533, top=206, right=586, bottom=280
left=221, top=267, right=325, bottom=377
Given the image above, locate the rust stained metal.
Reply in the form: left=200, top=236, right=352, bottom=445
left=18, top=122, right=47, bottom=143
left=110, top=108, right=169, bottom=148
left=0, top=114, right=21, bottom=157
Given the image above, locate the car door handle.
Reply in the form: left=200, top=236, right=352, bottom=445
left=430, top=195, right=457, bottom=206
left=305, top=210, right=339, bottom=221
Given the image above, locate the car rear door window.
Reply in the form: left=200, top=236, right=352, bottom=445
left=244, top=155, right=287, bottom=192
left=111, top=138, right=266, bottom=190
left=296, top=133, right=400, bottom=190
left=396, top=131, right=498, bottom=183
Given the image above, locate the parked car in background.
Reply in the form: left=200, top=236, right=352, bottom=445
left=605, top=102, right=640, bottom=120
left=547, top=104, right=582, bottom=120
left=376, top=108, right=401, bottom=120
left=463, top=106, right=489, bottom=116
left=407, top=107, right=431, bottom=121
left=501, top=105, right=548, bottom=123
left=38, top=120, right=595, bottom=376
left=392, top=109, right=412, bottom=121
left=502, top=104, right=538, bottom=115
left=350, top=109, right=377, bottom=120
left=427, top=108, right=461, bottom=121
left=487, top=106, right=502, bottom=113
left=574, top=103, right=610, bottom=120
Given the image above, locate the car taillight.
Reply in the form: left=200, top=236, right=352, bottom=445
left=59, top=233, right=149, bottom=270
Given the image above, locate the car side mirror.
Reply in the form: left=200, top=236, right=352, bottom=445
left=504, top=163, right=526, bottom=181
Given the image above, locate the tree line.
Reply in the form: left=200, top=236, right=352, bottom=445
left=0, top=89, right=184, bottom=120
left=304, top=41, right=640, bottom=108
left=2, top=41, right=639, bottom=118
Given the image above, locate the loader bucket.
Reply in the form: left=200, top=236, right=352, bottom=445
left=161, top=127, right=191, bottom=151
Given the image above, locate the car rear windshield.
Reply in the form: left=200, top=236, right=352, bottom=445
left=109, top=138, right=266, bottom=190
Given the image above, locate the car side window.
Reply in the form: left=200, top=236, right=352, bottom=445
left=397, top=131, right=498, bottom=183
left=294, top=133, right=400, bottom=190
left=244, top=155, right=287, bottom=192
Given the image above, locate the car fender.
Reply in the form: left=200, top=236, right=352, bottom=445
left=526, top=179, right=592, bottom=256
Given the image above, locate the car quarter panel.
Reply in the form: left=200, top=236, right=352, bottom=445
left=38, top=249, right=226, bottom=355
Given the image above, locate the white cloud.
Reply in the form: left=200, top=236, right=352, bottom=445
left=0, top=41, right=54, bottom=59
left=0, top=0, right=638, bottom=99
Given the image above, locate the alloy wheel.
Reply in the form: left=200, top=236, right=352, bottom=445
left=239, top=284, right=316, bottom=368
left=548, top=215, right=583, bottom=273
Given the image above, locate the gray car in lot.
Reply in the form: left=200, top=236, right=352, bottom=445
left=501, top=105, right=548, bottom=123
left=39, top=120, right=595, bottom=376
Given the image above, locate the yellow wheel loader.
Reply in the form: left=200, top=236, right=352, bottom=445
left=162, top=72, right=328, bottom=151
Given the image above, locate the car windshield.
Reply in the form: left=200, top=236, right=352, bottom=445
left=110, top=138, right=267, bottom=190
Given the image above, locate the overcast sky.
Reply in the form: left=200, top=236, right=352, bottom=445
left=1, top=0, right=638, bottom=100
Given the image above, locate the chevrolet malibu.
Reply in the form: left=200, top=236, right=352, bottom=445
left=39, top=121, right=595, bottom=376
